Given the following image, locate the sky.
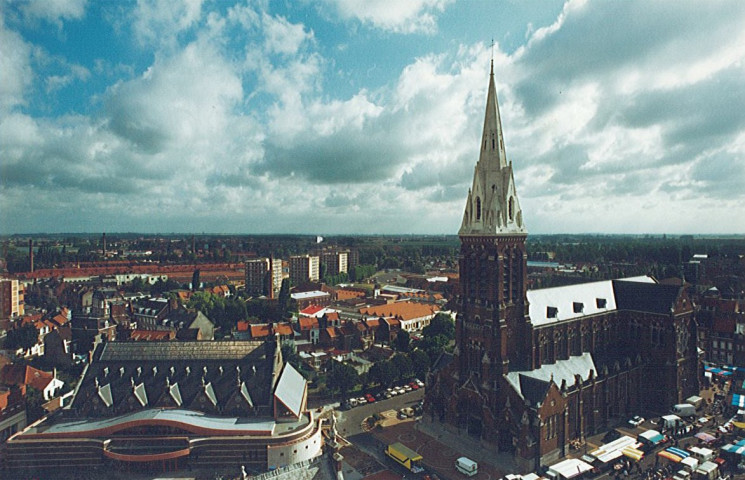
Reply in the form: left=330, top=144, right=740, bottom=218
left=1, top=0, right=744, bottom=236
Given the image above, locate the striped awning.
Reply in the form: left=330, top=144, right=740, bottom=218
left=732, top=394, right=745, bottom=408
left=658, top=450, right=683, bottom=462
left=667, top=447, right=690, bottom=458
left=722, top=444, right=745, bottom=456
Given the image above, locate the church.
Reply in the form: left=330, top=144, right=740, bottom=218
left=425, top=64, right=700, bottom=471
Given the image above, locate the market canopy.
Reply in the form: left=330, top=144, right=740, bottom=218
left=732, top=394, right=745, bottom=408
left=622, top=447, right=644, bottom=462
left=694, top=432, right=716, bottom=443
left=658, top=450, right=683, bottom=462
left=639, top=429, right=665, bottom=444
left=705, top=366, right=733, bottom=377
left=722, top=365, right=745, bottom=374
left=722, top=444, right=745, bottom=456
left=658, top=447, right=690, bottom=463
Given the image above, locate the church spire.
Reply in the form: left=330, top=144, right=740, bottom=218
left=459, top=65, right=526, bottom=236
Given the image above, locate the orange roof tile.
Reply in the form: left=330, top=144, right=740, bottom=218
left=236, top=320, right=250, bottom=332
left=274, top=323, right=294, bottom=336
left=364, top=318, right=380, bottom=328
left=300, top=305, right=325, bottom=316
left=298, top=317, right=319, bottom=331
left=250, top=324, right=272, bottom=338
left=359, top=302, right=439, bottom=321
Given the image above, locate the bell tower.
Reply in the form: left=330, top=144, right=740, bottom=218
left=455, top=61, right=530, bottom=386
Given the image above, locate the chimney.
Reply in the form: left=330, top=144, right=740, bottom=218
left=102, top=232, right=106, bottom=258
left=29, top=239, right=34, bottom=273
left=192, top=235, right=196, bottom=255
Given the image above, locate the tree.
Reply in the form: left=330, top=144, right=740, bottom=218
left=408, top=349, right=430, bottom=380
left=4, top=324, right=39, bottom=352
left=129, top=276, right=149, bottom=293
left=391, top=354, right=413, bottom=382
left=423, top=313, right=455, bottom=341
left=277, top=279, right=292, bottom=318
left=25, top=386, right=47, bottom=423
left=326, top=361, right=360, bottom=399
left=393, top=329, right=411, bottom=352
left=192, top=269, right=200, bottom=291
left=419, top=334, right=450, bottom=363
left=369, top=359, right=396, bottom=388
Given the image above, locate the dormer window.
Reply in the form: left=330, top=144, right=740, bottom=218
left=573, top=302, right=584, bottom=313
left=596, top=298, right=607, bottom=309
left=547, top=306, right=558, bottom=319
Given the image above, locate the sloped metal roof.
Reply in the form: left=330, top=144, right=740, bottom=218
left=528, top=276, right=655, bottom=327
left=274, top=364, right=305, bottom=417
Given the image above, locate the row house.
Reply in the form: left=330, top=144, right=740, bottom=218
left=359, top=301, right=440, bottom=333
left=0, top=364, right=65, bottom=401
left=249, top=323, right=295, bottom=342
left=697, top=289, right=745, bottom=366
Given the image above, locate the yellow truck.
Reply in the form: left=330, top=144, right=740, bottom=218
left=385, top=442, right=424, bottom=473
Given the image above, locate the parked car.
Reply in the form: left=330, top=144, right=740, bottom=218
left=628, top=415, right=645, bottom=427
left=603, top=429, right=621, bottom=443
left=409, top=382, right=419, bottom=390
left=414, top=379, right=425, bottom=388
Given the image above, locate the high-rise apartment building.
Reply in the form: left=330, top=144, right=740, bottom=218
left=0, top=278, right=24, bottom=319
left=289, top=255, right=320, bottom=286
left=245, top=257, right=282, bottom=298
left=321, top=250, right=349, bottom=276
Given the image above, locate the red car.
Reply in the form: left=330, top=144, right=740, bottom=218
left=409, top=382, right=419, bottom=390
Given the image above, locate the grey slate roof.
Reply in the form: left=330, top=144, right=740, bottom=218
left=71, top=340, right=279, bottom=418
left=506, top=353, right=596, bottom=406
left=99, top=340, right=264, bottom=361
left=612, top=280, right=683, bottom=315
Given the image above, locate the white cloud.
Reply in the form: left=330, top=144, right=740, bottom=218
left=3, top=0, right=745, bottom=235
left=262, top=12, right=312, bottom=56
left=132, top=0, right=204, bottom=48
left=15, top=0, right=87, bottom=27
left=322, top=0, right=452, bottom=34
left=0, top=17, right=33, bottom=111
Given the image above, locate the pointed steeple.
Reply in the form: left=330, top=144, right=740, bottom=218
left=480, top=59, right=508, bottom=170
left=459, top=64, right=526, bottom=236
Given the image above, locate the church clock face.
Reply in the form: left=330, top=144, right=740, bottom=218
left=676, top=324, right=690, bottom=355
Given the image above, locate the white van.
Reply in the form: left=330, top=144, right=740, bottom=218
left=672, top=403, right=697, bottom=418
left=455, top=457, right=478, bottom=477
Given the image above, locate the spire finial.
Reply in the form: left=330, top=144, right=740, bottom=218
left=490, top=38, right=494, bottom=75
